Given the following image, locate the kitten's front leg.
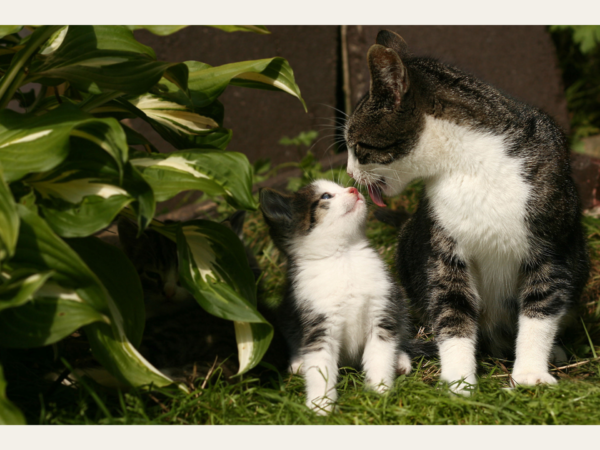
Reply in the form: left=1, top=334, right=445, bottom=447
left=362, top=324, right=406, bottom=393
left=512, top=262, right=569, bottom=386
left=302, top=343, right=339, bottom=415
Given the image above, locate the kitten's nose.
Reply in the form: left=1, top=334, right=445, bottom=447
left=347, top=170, right=354, bottom=178
left=348, top=187, right=359, bottom=196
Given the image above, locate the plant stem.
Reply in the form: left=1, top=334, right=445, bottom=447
left=0, top=25, right=62, bottom=109
left=79, top=91, right=125, bottom=113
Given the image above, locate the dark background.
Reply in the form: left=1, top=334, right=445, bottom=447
left=133, top=26, right=569, bottom=166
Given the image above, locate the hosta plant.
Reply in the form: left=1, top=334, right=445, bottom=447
left=0, top=25, right=305, bottom=424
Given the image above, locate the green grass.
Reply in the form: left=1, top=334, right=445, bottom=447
left=5, top=174, right=600, bottom=425
left=29, top=357, right=600, bottom=425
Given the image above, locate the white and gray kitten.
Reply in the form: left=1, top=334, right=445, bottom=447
left=260, top=179, right=412, bottom=415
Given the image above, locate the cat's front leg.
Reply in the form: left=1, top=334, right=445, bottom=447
left=512, top=262, right=569, bottom=386
left=302, top=342, right=339, bottom=415
left=429, top=250, right=480, bottom=395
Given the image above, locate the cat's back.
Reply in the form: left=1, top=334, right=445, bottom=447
left=408, top=55, right=569, bottom=157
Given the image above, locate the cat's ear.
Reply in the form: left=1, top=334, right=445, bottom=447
left=367, top=43, right=409, bottom=109
left=259, top=188, right=292, bottom=225
left=376, top=30, right=409, bottom=57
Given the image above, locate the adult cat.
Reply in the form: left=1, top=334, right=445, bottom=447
left=344, top=30, right=589, bottom=393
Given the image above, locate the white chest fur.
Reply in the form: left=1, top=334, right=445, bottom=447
left=420, top=116, right=532, bottom=326
left=293, top=242, right=392, bottom=362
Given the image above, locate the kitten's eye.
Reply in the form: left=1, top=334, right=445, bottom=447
left=321, top=193, right=332, bottom=200
left=146, top=271, right=161, bottom=281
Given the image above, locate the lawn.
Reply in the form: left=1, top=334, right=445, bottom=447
left=4, top=173, right=600, bottom=425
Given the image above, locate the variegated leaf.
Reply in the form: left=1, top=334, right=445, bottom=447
left=173, top=220, right=273, bottom=374
left=131, top=150, right=257, bottom=210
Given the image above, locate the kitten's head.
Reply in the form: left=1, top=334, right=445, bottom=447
left=118, top=218, right=194, bottom=318
left=345, top=30, right=425, bottom=204
left=260, top=179, right=367, bottom=257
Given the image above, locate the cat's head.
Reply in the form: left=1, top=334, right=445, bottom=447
left=345, top=30, right=426, bottom=205
left=260, top=179, right=367, bottom=257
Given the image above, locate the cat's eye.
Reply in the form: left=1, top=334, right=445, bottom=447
left=321, top=193, right=332, bottom=200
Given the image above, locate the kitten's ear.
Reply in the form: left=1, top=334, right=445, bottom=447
left=376, top=30, right=409, bottom=57
left=259, top=188, right=292, bottom=224
left=117, top=217, right=147, bottom=264
left=222, top=210, right=246, bottom=240
left=367, top=44, right=409, bottom=109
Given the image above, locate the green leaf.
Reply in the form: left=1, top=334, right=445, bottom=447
left=0, top=364, right=26, bottom=425
left=186, top=58, right=306, bottom=110
left=25, top=142, right=135, bottom=238
left=84, top=322, right=186, bottom=391
left=209, top=26, right=270, bottom=35
left=0, top=168, right=19, bottom=261
left=0, top=26, right=23, bottom=40
left=9, top=205, right=108, bottom=308
left=0, top=103, right=128, bottom=183
left=39, top=194, right=133, bottom=238
left=126, top=93, right=232, bottom=150
left=131, top=149, right=258, bottom=210
left=39, top=26, right=69, bottom=56
left=0, top=270, right=53, bottom=312
left=127, top=25, right=188, bottom=36
left=174, top=220, right=273, bottom=374
left=6, top=205, right=176, bottom=388
left=29, top=26, right=189, bottom=96
left=0, top=26, right=63, bottom=109
left=0, top=297, right=108, bottom=348
left=67, top=237, right=144, bottom=348
left=123, top=162, right=155, bottom=232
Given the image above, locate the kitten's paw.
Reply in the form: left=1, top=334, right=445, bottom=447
left=511, top=371, right=557, bottom=387
left=396, top=351, right=412, bottom=375
left=306, top=396, right=336, bottom=415
left=288, top=359, right=302, bottom=375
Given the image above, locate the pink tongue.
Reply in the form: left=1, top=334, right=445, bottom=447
left=367, top=184, right=386, bottom=207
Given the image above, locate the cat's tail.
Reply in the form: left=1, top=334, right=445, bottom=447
left=404, top=339, right=438, bottom=359
left=374, top=207, right=411, bottom=229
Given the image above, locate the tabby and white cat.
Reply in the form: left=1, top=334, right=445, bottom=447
left=344, top=30, right=589, bottom=393
left=260, top=180, right=412, bottom=414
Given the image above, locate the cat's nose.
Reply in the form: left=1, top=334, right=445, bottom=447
left=347, top=170, right=354, bottom=178
left=348, top=187, right=359, bottom=196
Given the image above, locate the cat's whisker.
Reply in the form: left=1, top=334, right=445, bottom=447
left=318, top=103, right=349, bottom=118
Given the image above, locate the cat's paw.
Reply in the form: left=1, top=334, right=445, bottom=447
left=441, top=373, right=477, bottom=396
left=396, top=351, right=412, bottom=375
left=511, top=371, right=557, bottom=387
left=306, top=396, right=336, bottom=415
left=365, top=379, right=391, bottom=394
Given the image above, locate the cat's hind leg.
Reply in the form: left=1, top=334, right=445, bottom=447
left=428, top=246, right=480, bottom=395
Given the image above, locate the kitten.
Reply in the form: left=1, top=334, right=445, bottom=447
left=117, top=213, right=284, bottom=384
left=345, top=30, right=589, bottom=393
left=260, top=179, right=412, bottom=414
left=118, top=217, right=196, bottom=320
